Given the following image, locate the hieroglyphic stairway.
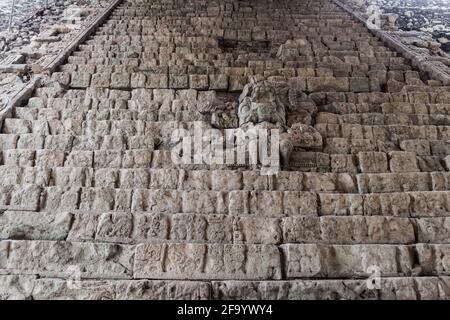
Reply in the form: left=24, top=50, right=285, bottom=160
left=0, top=0, right=450, bottom=299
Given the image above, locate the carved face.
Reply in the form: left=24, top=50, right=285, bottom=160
left=238, top=82, right=286, bottom=126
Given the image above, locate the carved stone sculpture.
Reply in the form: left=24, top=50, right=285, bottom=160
left=236, top=78, right=322, bottom=167
left=238, top=80, right=287, bottom=126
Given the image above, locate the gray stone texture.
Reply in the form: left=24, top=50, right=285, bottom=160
left=0, top=0, right=449, bottom=300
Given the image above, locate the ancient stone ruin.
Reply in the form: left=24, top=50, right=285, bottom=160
left=0, top=0, right=449, bottom=300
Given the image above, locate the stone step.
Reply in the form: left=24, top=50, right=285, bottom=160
left=55, top=66, right=413, bottom=89
left=6, top=210, right=448, bottom=245
left=76, top=43, right=392, bottom=54
left=1, top=118, right=216, bottom=136
left=281, top=243, right=450, bottom=278
left=0, top=134, right=157, bottom=151
left=85, top=35, right=385, bottom=47
left=88, top=27, right=374, bottom=36
left=356, top=151, right=446, bottom=173
left=97, top=28, right=372, bottom=35
left=317, top=112, right=450, bottom=126
left=1, top=133, right=447, bottom=171
left=315, top=124, right=450, bottom=142
left=12, top=100, right=450, bottom=123
left=212, top=277, right=450, bottom=300
left=0, top=240, right=135, bottom=279
left=64, top=58, right=405, bottom=76
left=57, top=71, right=404, bottom=92
left=0, top=275, right=210, bottom=300
left=0, top=146, right=447, bottom=173
left=382, top=103, right=450, bottom=115
left=26, top=92, right=205, bottom=107
left=324, top=138, right=449, bottom=156
left=100, top=18, right=367, bottom=25
left=319, top=191, right=450, bottom=217
left=318, top=102, right=450, bottom=116
left=0, top=147, right=397, bottom=174
left=132, top=242, right=450, bottom=279
left=357, top=172, right=450, bottom=193
left=330, top=153, right=446, bottom=173
left=8, top=274, right=445, bottom=300
left=93, top=27, right=382, bottom=36
left=0, top=181, right=449, bottom=216
left=310, top=91, right=450, bottom=105
left=42, top=87, right=215, bottom=103
left=0, top=165, right=356, bottom=192
left=0, top=148, right=448, bottom=182
left=0, top=240, right=283, bottom=280
left=34, top=88, right=444, bottom=108
left=13, top=100, right=449, bottom=122
left=0, top=184, right=320, bottom=214
left=13, top=107, right=164, bottom=122
left=12, top=106, right=206, bottom=123
left=84, top=36, right=385, bottom=47
left=61, top=62, right=404, bottom=83
left=72, top=47, right=397, bottom=60
left=11, top=120, right=438, bottom=154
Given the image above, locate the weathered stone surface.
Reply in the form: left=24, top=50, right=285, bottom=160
left=131, top=190, right=182, bottom=213
left=0, top=275, right=211, bottom=300
left=0, top=0, right=449, bottom=300
left=358, top=152, right=388, bottom=173
left=357, top=173, right=432, bottom=193
left=0, top=241, right=134, bottom=279
left=416, top=244, right=450, bottom=275
left=281, top=244, right=413, bottom=278
left=134, top=243, right=282, bottom=280
left=0, top=211, right=72, bottom=240
left=0, top=275, right=35, bottom=300
left=0, top=184, right=41, bottom=211
left=388, top=152, right=419, bottom=172
left=212, top=277, right=430, bottom=300
left=307, top=77, right=349, bottom=92
left=319, top=216, right=415, bottom=244
left=417, top=218, right=450, bottom=243
left=400, top=140, right=431, bottom=156
left=66, top=212, right=281, bottom=244
left=31, top=278, right=210, bottom=300
left=319, top=193, right=364, bottom=215
left=282, top=216, right=321, bottom=243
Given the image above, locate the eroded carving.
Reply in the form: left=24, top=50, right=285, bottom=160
left=236, top=77, right=322, bottom=168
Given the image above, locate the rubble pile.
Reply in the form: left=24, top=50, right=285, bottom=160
left=346, top=0, right=450, bottom=52
left=0, top=0, right=109, bottom=59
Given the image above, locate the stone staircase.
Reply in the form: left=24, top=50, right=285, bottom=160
left=0, top=0, right=449, bottom=300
